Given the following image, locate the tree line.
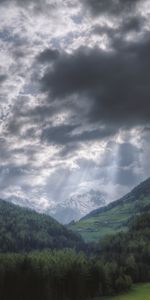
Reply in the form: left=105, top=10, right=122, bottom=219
left=0, top=212, right=149, bottom=300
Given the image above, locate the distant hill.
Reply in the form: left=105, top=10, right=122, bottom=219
left=0, top=199, right=84, bottom=253
left=69, top=177, right=150, bottom=242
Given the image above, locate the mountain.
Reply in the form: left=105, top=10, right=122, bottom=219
left=0, top=198, right=84, bottom=253
left=48, top=190, right=106, bottom=224
left=5, top=190, right=106, bottom=224
left=69, top=177, right=150, bottom=242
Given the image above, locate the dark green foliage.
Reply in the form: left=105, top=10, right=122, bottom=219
left=0, top=213, right=149, bottom=300
left=0, top=199, right=84, bottom=252
left=0, top=250, right=89, bottom=300
left=0, top=250, right=131, bottom=300
left=97, top=212, right=150, bottom=284
left=0, top=185, right=150, bottom=300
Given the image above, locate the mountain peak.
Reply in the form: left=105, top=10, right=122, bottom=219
left=48, top=190, right=106, bottom=224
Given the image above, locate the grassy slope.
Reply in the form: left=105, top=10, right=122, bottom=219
left=69, top=196, right=150, bottom=242
left=69, top=178, right=150, bottom=242
left=99, top=283, right=150, bottom=300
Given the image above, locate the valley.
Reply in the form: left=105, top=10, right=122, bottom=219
left=0, top=178, right=149, bottom=300
left=69, top=178, right=150, bottom=241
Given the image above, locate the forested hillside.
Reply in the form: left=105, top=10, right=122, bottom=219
left=0, top=179, right=150, bottom=299
left=0, top=199, right=84, bottom=252
left=69, top=178, right=150, bottom=241
left=0, top=212, right=149, bottom=300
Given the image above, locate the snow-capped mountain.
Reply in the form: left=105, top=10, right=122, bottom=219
left=48, top=190, right=106, bottom=224
left=3, top=190, right=107, bottom=224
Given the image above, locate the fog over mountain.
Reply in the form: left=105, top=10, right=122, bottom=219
left=0, top=0, right=150, bottom=217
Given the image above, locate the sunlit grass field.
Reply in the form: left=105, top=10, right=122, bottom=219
left=96, top=283, right=150, bottom=300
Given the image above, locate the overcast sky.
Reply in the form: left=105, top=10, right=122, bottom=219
left=0, top=0, right=150, bottom=211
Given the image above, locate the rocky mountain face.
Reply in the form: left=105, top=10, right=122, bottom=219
left=48, top=190, right=106, bottom=224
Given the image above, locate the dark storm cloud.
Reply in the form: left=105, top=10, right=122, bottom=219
left=37, top=49, right=60, bottom=63
left=93, top=16, right=145, bottom=37
left=82, top=0, right=141, bottom=16
left=121, top=16, right=145, bottom=33
left=118, top=143, right=141, bottom=167
left=42, top=124, right=117, bottom=146
left=42, top=124, right=78, bottom=145
left=40, top=32, right=150, bottom=129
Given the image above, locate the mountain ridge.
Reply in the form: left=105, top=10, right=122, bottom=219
left=69, top=177, right=150, bottom=242
left=81, top=177, right=150, bottom=221
left=4, top=190, right=107, bottom=224
left=0, top=198, right=84, bottom=253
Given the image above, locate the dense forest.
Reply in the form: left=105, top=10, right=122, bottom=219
left=0, top=199, right=84, bottom=252
left=0, top=212, right=149, bottom=300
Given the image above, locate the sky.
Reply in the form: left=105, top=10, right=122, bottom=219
left=0, top=0, right=150, bottom=214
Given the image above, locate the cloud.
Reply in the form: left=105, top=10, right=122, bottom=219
left=0, top=0, right=149, bottom=221
left=121, top=16, right=145, bottom=33
left=42, top=123, right=118, bottom=146
left=40, top=33, right=150, bottom=130
left=92, top=15, right=146, bottom=39
left=42, top=124, right=78, bottom=145
left=37, top=48, right=60, bottom=63
left=0, top=74, right=7, bottom=84
left=115, top=167, right=139, bottom=186
left=117, top=143, right=141, bottom=167
left=0, top=0, right=54, bottom=9
left=82, top=0, right=141, bottom=17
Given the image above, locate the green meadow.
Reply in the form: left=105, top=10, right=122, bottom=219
left=97, top=283, right=150, bottom=300
left=70, top=196, right=150, bottom=242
